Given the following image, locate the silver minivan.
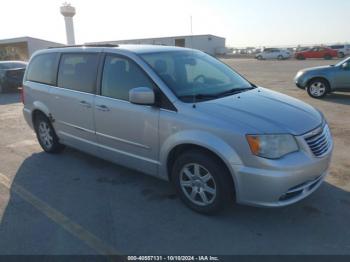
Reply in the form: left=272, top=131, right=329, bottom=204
left=22, top=45, right=333, bottom=214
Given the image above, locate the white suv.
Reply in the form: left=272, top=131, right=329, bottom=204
left=255, top=48, right=291, bottom=60
left=330, top=45, right=350, bottom=58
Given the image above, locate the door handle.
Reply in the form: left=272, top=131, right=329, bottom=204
left=96, top=104, right=110, bottom=112
left=79, top=100, right=91, bottom=108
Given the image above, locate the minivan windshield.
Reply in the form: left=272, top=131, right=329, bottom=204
left=141, top=50, right=253, bottom=102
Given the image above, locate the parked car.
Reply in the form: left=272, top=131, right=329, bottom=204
left=255, top=48, right=291, bottom=60
left=330, top=44, right=350, bottom=58
left=0, top=61, right=27, bottom=93
left=295, top=47, right=338, bottom=60
left=22, top=45, right=333, bottom=214
left=295, top=57, right=350, bottom=98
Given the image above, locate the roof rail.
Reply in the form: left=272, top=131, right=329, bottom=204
left=48, top=44, right=119, bottom=49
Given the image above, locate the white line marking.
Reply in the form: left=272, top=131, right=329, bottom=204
left=0, top=173, right=119, bottom=256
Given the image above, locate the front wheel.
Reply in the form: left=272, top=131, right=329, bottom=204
left=277, top=55, right=284, bottom=60
left=171, top=150, right=234, bottom=214
left=307, top=79, right=329, bottom=99
left=34, top=114, right=65, bottom=153
left=338, top=52, right=345, bottom=58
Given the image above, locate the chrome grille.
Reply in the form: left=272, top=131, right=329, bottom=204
left=304, top=125, right=331, bottom=157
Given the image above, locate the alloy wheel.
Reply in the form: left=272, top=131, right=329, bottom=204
left=309, top=82, right=326, bottom=97
left=38, top=121, right=54, bottom=149
left=179, top=163, right=217, bottom=206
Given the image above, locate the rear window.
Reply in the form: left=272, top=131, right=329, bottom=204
left=57, top=53, right=99, bottom=93
left=26, top=53, right=58, bottom=85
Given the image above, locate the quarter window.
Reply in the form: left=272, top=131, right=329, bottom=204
left=57, top=53, right=99, bottom=93
left=26, top=53, right=58, bottom=85
left=101, top=55, right=155, bottom=101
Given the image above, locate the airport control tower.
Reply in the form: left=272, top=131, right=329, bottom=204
left=60, top=2, right=76, bottom=45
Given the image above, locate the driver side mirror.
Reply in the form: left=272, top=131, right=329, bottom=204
left=129, top=87, right=155, bottom=105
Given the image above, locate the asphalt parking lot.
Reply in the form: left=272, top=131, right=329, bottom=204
left=0, top=58, right=349, bottom=255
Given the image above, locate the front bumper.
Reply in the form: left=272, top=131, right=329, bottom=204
left=295, top=81, right=305, bottom=89
left=294, top=76, right=306, bottom=89
left=231, top=129, right=333, bottom=207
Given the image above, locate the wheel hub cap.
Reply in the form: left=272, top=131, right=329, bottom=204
left=310, top=82, right=326, bottom=97
left=180, top=163, right=217, bottom=206
left=38, top=121, right=53, bottom=149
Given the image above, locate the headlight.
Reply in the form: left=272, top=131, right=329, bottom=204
left=296, top=71, right=304, bottom=78
left=246, top=134, right=299, bottom=159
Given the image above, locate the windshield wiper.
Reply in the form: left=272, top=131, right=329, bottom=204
left=213, top=87, right=256, bottom=98
left=179, top=93, right=220, bottom=100
left=179, top=87, right=256, bottom=102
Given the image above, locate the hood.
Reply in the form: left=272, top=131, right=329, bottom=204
left=197, top=88, right=323, bottom=135
left=301, top=65, right=334, bottom=73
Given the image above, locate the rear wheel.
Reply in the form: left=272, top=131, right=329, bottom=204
left=307, top=79, right=329, bottom=99
left=171, top=150, right=234, bottom=214
left=34, top=113, right=65, bottom=153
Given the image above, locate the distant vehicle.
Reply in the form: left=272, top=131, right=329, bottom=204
left=0, top=61, right=27, bottom=93
left=330, top=44, right=350, bottom=58
left=255, top=48, right=291, bottom=60
left=295, top=47, right=338, bottom=60
left=295, top=57, right=350, bottom=98
left=22, top=45, right=332, bottom=214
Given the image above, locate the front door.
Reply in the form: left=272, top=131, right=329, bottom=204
left=94, top=54, right=160, bottom=176
left=334, top=61, right=350, bottom=89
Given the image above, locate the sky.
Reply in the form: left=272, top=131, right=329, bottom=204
left=0, top=0, right=349, bottom=47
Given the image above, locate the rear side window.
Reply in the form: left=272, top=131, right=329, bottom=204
left=101, top=55, right=155, bottom=101
left=58, top=53, right=99, bottom=93
left=26, top=53, right=58, bottom=85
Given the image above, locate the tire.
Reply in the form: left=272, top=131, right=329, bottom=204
left=338, top=52, right=345, bottom=58
left=306, top=78, right=330, bottom=99
left=256, top=55, right=263, bottom=60
left=296, top=54, right=305, bottom=60
left=34, top=113, right=65, bottom=153
left=324, top=54, right=332, bottom=60
left=277, top=55, right=284, bottom=60
left=171, top=150, right=234, bottom=214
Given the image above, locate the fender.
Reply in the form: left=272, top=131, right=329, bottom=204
left=159, top=130, right=243, bottom=184
left=32, top=101, right=52, bottom=122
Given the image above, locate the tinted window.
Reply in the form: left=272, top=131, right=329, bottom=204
left=101, top=55, right=155, bottom=101
left=26, top=53, right=58, bottom=85
left=58, top=53, right=99, bottom=93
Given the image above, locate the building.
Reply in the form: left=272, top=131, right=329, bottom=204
left=0, top=37, right=63, bottom=61
left=87, top=34, right=227, bottom=55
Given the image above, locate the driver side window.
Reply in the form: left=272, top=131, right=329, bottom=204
left=101, top=55, right=156, bottom=101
